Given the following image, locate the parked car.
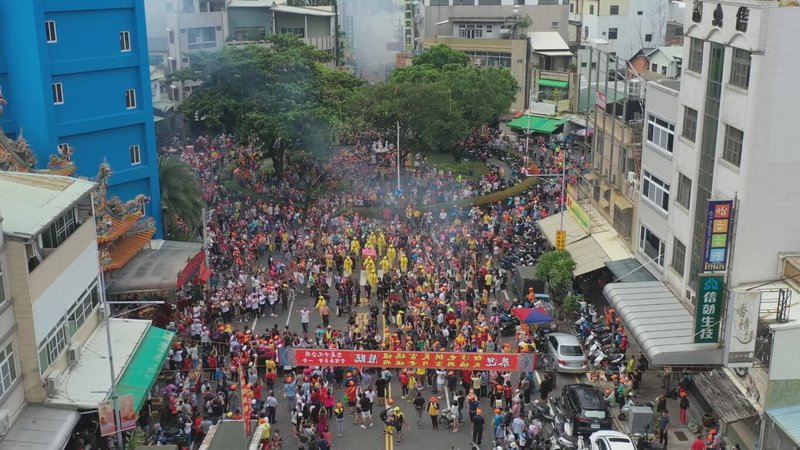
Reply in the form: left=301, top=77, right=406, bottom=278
left=561, top=384, right=613, bottom=435
left=589, top=430, right=636, bottom=450
left=545, top=332, right=589, bottom=373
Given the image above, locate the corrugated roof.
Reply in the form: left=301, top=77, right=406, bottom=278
left=0, top=172, right=96, bottom=237
left=769, top=405, right=800, bottom=444
left=528, top=31, right=570, bottom=51
left=227, top=0, right=271, bottom=7
left=694, top=370, right=759, bottom=423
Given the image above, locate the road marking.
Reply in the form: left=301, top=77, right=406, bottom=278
left=285, top=295, right=295, bottom=328
left=251, top=316, right=258, bottom=332
left=534, top=370, right=542, bottom=384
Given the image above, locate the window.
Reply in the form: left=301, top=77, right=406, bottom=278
left=280, top=27, right=305, bottom=38
left=125, top=89, right=136, bottom=109
left=552, top=21, right=559, bottom=29
left=67, top=283, right=100, bottom=337
left=676, top=173, right=692, bottom=209
left=130, top=145, right=141, bottom=165
left=671, top=238, right=686, bottom=276
left=645, top=33, right=652, bottom=42
left=187, top=26, right=217, bottom=49
left=608, top=28, right=618, bottom=40
left=0, top=343, right=17, bottom=397
left=458, top=24, right=484, bottom=39
left=682, top=107, right=698, bottom=142
left=688, top=38, right=703, bottom=73
left=52, top=82, right=64, bottom=104
left=581, top=62, right=587, bottom=68
left=0, top=261, right=6, bottom=308
left=169, top=29, right=175, bottom=44
left=589, top=4, right=595, bottom=14
left=119, top=31, right=131, bottom=52
left=45, top=20, right=57, bottom=43
left=570, top=3, right=574, bottom=12
left=661, top=66, right=667, bottom=75
left=651, top=63, right=658, bottom=72
left=38, top=321, right=68, bottom=374
left=463, top=50, right=511, bottom=68
left=637, top=10, right=643, bottom=15
left=639, top=225, right=665, bottom=267
left=642, top=170, right=670, bottom=213
left=40, top=208, right=77, bottom=249
left=646, top=114, right=675, bottom=153
left=610, top=5, right=619, bottom=14
left=722, top=125, right=744, bottom=167
left=730, top=48, right=751, bottom=89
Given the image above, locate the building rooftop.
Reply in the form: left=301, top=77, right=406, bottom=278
left=0, top=172, right=95, bottom=238
left=46, top=319, right=150, bottom=409
left=652, top=79, right=682, bottom=92
left=271, top=4, right=335, bottom=16
left=528, top=31, right=570, bottom=51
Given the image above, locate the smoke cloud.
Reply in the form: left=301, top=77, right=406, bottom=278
left=339, top=0, right=403, bottom=81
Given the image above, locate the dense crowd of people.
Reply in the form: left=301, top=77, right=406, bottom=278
left=145, top=129, right=588, bottom=450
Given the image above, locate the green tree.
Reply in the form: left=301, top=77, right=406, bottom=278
left=412, top=44, right=469, bottom=69
left=159, top=157, right=205, bottom=241
left=536, top=250, right=576, bottom=301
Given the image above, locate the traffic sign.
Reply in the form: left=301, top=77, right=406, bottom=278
left=395, top=189, right=403, bottom=197
left=555, top=229, right=566, bottom=250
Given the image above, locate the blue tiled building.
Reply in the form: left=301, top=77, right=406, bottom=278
left=0, top=0, right=163, bottom=237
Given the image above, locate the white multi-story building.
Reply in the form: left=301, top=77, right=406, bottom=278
left=570, top=0, right=670, bottom=60
left=0, top=172, right=175, bottom=450
left=602, top=1, right=800, bottom=448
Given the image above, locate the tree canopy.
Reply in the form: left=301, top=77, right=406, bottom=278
left=181, top=39, right=517, bottom=158
left=180, top=35, right=364, bottom=169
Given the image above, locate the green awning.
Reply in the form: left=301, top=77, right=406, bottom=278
left=116, top=326, right=175, bottom=411
left=507, top=115, right=566, bottom=134
left=538, top=78, right=569, bottom=89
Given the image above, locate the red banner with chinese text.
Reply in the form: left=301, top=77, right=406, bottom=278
left=286, top=349, right=536, bottom=372
left=238, top=366, right=253, bottom=437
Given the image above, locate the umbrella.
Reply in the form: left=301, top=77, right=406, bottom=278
left=362, top=248, right=377, bottom=257
left=330, top=234, right=342, bottom=244
left=512, top=307, right=553, bottom=324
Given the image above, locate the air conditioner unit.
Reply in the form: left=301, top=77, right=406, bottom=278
left=627, top=79, right=642, bottom=97
left=627, top=171, right=637, bottom=184
left=0, top=409, right=10, bottom=436
left=68, top=342, right=82, bottom=365
left=46, top=369, right=62, bottom=398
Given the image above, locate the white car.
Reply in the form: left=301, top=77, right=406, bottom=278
left=589, top=430, right=636, bottom=450
left=545, top=332, right=589, bottom=373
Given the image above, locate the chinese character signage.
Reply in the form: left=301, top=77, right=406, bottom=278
left=595, top=90, right=607, bottom=111
left=239, top=366, right=253, bottom=436
left=724, top=291, right=761, bottom=367
left=692, top=0, right=703, bottom=23
left=555, top=230, right=566, bottom=250
left=98, top=400, right=116, bottom=437
left=118, top=394, right=137, bottom=431
left=703, top=199, right=734, bottom=272
left=283, top=349, right=536, bottom=372
left=712, top=3, right=724, bottom=27
left=735, top=6, right=749, bottom=32
left=694, top=275, right=725, bottom=343
left=566, top=195, right=591, bottom=233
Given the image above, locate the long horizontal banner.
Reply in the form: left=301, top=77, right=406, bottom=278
left=281, top=348, right=535, bottom=372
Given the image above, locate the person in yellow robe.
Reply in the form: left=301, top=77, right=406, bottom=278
left=377, top=232, right=387, bottom=256
left=399, top=252, right=409, bottom=273
left=350, top=238, right=361, bottom=256
left=368, top=270, right=378, bottom=290
left=379, top=256, right=390, bottom=274
left=343, top=256, right=353, bottom=277
left=387, top=245, right=397, bottom=268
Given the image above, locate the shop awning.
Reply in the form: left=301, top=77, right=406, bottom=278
left=538, top=79, right=569, bottom=89
left=105, top=240, right=203, bottom=294
left=507, top=115, right=566, bottom=134
left=604, top=258, right=657, bottom=283
left=117, top=326, right=176, bottom=411
left=0, top=406, right=78, bottom=450
left=537, top=211, right=633, bottom=276
left=693, top=370, right=759, bottom=424
left=535, top=51, right=574, bottom=57
left=603, top=281, right=724, bottom=366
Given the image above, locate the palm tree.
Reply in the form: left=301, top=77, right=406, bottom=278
left=158, top=156, right=205, bottom=241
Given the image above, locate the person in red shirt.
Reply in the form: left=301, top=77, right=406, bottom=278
left=691, top=435, right=706, bottom=450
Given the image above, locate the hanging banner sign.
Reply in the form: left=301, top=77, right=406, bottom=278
left=118, top=394, right=137, bottom=431
left=703, top=199, right=734, bottom=272
left=694, top=275, right=725, bottom=344
left=281, top=348, right=536, bottom=372
left=98, top=400, right=116, bottom=437
left=725, top=291, right=761, bottom=367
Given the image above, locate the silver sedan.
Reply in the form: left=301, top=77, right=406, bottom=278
left=545, top=332, right=590, bottom=373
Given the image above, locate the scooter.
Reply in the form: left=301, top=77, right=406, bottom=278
left=618, top=395, right=656, bottom=420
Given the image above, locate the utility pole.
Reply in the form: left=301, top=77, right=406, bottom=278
left=396, top=121, right=401, bottom=194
